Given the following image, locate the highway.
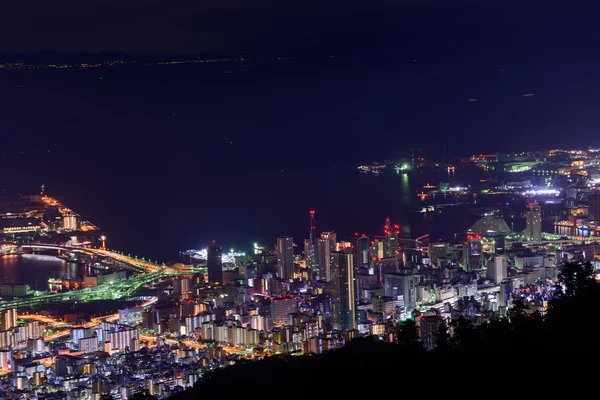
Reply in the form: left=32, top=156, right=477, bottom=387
left=0, top=247, right=178, bottom=311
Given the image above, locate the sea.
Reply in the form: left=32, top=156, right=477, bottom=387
left=0, top=49, right=594, bottom=282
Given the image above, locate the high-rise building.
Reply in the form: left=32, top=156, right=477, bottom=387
left=589, top=192, right=600, bottom=221
left=466, top=235, right=483, bottom=271
left=419, top=310, right=445, bottom=351
left=384, top=268, right=417, bottom=312
left=429, top=242, right=449, bottom=267
left=271, top=297, right=298, bottom=326
left=525, top=202, right=542, bottom=241
left=207, top=243, right=223, bottom=285
left=330, top=251, right=356, bottom=332
left=487, top=255, right=507, bottom=284
left=62, top=213, right=81, bottom=231
left=276, top=236, right=294, bottom=280
left=384, top=218, right=399, bottom=257
left=79, top=336, right=99, bottom=353
left=318, top=232, right=336, bottom=281
left=371, top=239, right=385, bottom=260
left=0, top=309, right=16, bottom=331
left=356, top=235, right=370, bottom=269
left=25, top=321, right=41, bottom=340
left=305, top=210, right=319, bottom=272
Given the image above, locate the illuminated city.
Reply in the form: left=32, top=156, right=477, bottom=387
left=0, top=146, right=598, bottom=396
left=2, top=1, right=599, bottom=397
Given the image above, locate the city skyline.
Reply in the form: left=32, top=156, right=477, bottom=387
left=1, top=1, right=600, bottom=396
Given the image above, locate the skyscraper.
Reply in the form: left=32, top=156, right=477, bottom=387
left=207, top=243, right=223, bottom=285
left=466, top=235, right=482, bottom=271
left=318, top=232, right=336, bottom=281
left=330, top=251, right=356, bottom=332
left=277, top=236, right=294, bottom=280
left=384, top=268, right=417, bottom=312
left=0, top=309, right=16, bottom=331
left=429, top=242, right=449, bottom=267
left=487, top=255, right=507, bottom=284
left=525, top=201, right=542, bottom=241
left=356, top=235, right=370, bottom=269
left=384, top=218, right=399, bottom=257
left=305, top=210, right=318, bottom=272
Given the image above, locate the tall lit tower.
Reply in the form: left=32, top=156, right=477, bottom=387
left=309, top=210, right=317, bottom=244
left=384, top=218, right=399, bottom=257
left=318, top=232, right=336, bottom=281
left=331, top=251, right=356, bottom=331
left=356, top=235, right=370, bottom=269
left=525, top=202, right=542, bottom=241
left=277, top=236, right=294, bottom=280
left=305, top=210, right=319, bottom=271
left=207, top=242, right=223, bottom=285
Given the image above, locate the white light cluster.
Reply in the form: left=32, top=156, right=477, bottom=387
left=521, top=189, right=560, bottom=196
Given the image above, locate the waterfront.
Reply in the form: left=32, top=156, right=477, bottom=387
left=0, top=162, right=527, bottom=263
left=0, top=53, right=593, bottom=260
left=0, top=254, right=84, bottom=291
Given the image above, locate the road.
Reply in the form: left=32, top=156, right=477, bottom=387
left=0, top=247, right=177, bottom=311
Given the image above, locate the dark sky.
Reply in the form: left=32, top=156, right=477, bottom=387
left=2, top=1, right=597, bottom=54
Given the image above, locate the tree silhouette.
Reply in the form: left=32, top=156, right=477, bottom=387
left=397, top=319, right=424, bottom=352
left=434, top=322, right=451, bottom=351
left=553, top=261, right=597, bottom=299
left=450, top=317, right=478, bottom=352
left=130, top=389, right=157, bottom=400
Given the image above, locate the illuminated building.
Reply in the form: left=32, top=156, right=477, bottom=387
left=271, top=297, right=298, bottom=326
left=524, top=202, right=542, bottom=241
left=487, top=256, right=507, bottom=284
left=0, top=330, right=14, bottom=348
left=71, top=328, right=91, bottom=346
left=0, top=218, right=41, bottom=234
left=330, top=251, right=356, bottom=331
left=318, top=232, right=336, bottom=281
left=465, top=235, right=483, bottom=271
left=589, top=191, right=600, bottom=221
left=374, top=256, right=398, bottom=283
left=355, top=235, right=370, bottom=269
left=79, top=336, right=98, bottom=353
left=0, top=349, right=11, bottom=370
left=383, top=268, right=417, bottom=312
left=469, top=214, right=512, bottom=236
left=419, top=309, right=444, bottom=351
left=24, top=321, right=41, bottom=340
left=276, top=236, right=294, bottom=280
left=305, top=210, right=319, bottom=272
left=173, top=276, right=193, bottom=299
left=428, top=242, right=449, bottom=267
left=207, top=243, right=223, bottom=285
left=0, top=309, right=16, bottom=331
left=104, top=325, right=139, bottom=353
left=371, top=239, right=385, bottom=260
left=62, top=213, right=81, bottom=231
left=384, top=218, right=399, bottom=257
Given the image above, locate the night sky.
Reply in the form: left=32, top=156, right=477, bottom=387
left=2, top=2, right=597, bottom=54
